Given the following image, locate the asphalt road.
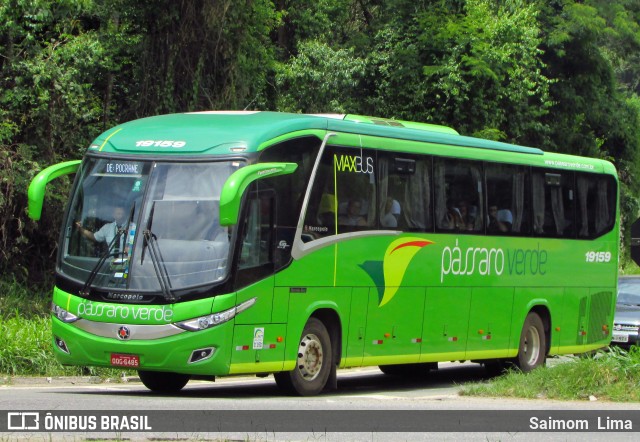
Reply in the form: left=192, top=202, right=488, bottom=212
left=1, top=362, right=639, bottom=441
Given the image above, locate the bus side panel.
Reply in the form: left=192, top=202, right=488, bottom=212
left=235, top=276, right=275, bottom=325
left=362, top=287, right=425, bottom=365
left=272, top=287, right=290, bottom=323
left=229, top=324, right=287, bottom=374
left=588, top=287, right=615, bottom=348
left=421, top=287, right=470, bottom=362
left=342, top=287, right=368, bottom=367
left=557, top=287, right=589, bottom=354
left=466, top=287, right=514, bottom=360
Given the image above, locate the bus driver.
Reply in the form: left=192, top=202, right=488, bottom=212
left=75, top=204, right=131, bottom=254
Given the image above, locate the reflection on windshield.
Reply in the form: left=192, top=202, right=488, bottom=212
left=60, top=158, right=242, bottom=293
left=617, top=280, right=640, bottom=306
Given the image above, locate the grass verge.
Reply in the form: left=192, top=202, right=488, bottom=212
left=0, top=279, right=130, bottom=378
left=0, top=315, right=131, bottom=378
left=461, top=346, right=640, bottom=402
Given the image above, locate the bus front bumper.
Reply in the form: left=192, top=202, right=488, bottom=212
left=51, top=316, right=234, bottom=376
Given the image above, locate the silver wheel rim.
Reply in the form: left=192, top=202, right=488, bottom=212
left=296, top=332, right=323, bottom=381
left=523, top=325, right=541, bottom=366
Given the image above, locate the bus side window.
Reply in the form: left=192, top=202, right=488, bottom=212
left=576, top=173, right=616, bottom=239
left=377, top=154, right=432, bottom=231
left=235, top=186, right=275, bottom=288
left=485, top=163, right=529, bottom=235
left=258, top=136, right=320, bottom=266
left=302, top=145, right=376, bottom=239
left=532, top=169, right=575, bottom=238
left=434, top=157, right=484, bottom=233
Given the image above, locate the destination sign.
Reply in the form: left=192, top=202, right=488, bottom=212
left=103, top=161, right=142, bottom=175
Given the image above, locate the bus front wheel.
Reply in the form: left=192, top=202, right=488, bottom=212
left=138, top=370, right=190, bottom=393
left=275, top=317, right=332, bottom=396
left=514, top=312, right=546, bottom=372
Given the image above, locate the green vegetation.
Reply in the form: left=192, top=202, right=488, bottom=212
left=0, top=283, right=128, bottom=378
left=462, top=347, right=640, bottom=402
left=0, top=315, right=130, bottom=378
left=2, top=0, right=640, bottom=287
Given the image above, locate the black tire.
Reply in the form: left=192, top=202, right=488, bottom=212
left=274, top=317, right=332, bottom=396
left=138, top=370, right=190, bottom=393
left=514, top=312, right=546, bottom=372
left=379, top=362, right=437, bottom=377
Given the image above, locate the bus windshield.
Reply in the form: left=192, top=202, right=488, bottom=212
left=60, top=158, right=243, bottom=292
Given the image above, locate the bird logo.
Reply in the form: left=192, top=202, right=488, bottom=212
left=360, top=237, right=433, bottom=307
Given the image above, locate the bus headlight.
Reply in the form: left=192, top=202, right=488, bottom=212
left=176, top=297, right=257, bottom=331
left=51, top=303, right=79, bottom=323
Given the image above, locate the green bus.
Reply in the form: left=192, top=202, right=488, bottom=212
left=28, top=111, right=619, bottom=395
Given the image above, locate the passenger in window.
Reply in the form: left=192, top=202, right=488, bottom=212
left=458, top=200, right=477, bottom=230
left=487, top=205, right=512, bottom=233
left=445, top=200, right=475, bottom=231
left=317, top=193, right=336, bottom=228
left=443, top=200, right=462, bottom=230
left=380, top=197, right=400, bottom=228
left=339, top=199, right=367, bottom=227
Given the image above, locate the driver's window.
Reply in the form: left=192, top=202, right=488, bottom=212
left=236, top=188, right=275, bottom=286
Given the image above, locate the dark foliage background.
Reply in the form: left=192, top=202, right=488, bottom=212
left=2, top=0, right=639, bottom=290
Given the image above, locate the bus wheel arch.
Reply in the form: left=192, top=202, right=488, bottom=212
left=275, top=310, right=341, bottom=396
left=310, top=308, right=342, bottom=368
left=514, top=308, right=549, bottom=372
left=530, top=305, right=551, bottom=357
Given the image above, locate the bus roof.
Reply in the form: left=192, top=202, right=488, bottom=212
left=87, top=111, right=546, bottom=157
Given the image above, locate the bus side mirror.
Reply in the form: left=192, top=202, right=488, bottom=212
left=28, top=160, right=82, bottom=221
left=219, top=162, right=298, bottom=226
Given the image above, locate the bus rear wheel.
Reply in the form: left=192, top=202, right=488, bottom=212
left=274, top=317, right=332, bottom=396
left=514, top=312, right=546, bottom=372
left=138, top=370, right=190, bottom=393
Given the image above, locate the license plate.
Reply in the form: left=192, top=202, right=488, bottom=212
left=110, top=353, right=140, bottom=367
left=612, top=333, right=629, bottom=343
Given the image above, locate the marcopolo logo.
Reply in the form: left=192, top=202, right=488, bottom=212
left=117, top=326, right=131, bottom=340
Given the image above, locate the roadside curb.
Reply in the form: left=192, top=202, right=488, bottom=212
left=0, top=375, right=141, bottom=386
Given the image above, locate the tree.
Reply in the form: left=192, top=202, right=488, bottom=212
left=367, top=0, right=552, bottom=144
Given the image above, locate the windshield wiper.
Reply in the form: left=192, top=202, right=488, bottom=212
left=80, top=229, right=125, bottom=297
left=141, top=202, right=175, bottom=302
left=80, top=203, right=135, bottom=297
